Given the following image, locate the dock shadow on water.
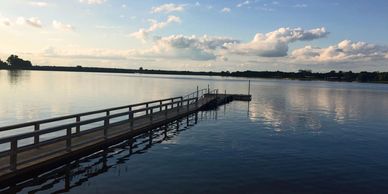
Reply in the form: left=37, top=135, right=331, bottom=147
left=0, top=111, right=217, bottom=193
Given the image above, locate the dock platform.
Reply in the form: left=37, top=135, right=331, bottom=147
left=0, top=88, right=251, bottom=185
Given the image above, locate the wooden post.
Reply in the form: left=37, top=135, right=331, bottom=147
left=10, top=139, right=17, bottom=171
left=128, top=107, right=132, bottom=120
left=66, top=128, right=71, bottom=151
left=34, top=123, right=40, bottom=144
left=129, top=107, right=134, bottom=128
left=208, top=84, right=210, bottom=94
left=104, top=117, right=108, bottom=139
left=196, top=86, right=199, bottom=100
left=159, top=101, right=162, bottom=111
left=248, top=80, right=251, bottom=95
left=187, top=99, right=190, bottom=111
left=150, top=108, right=153, bottom=121
left=76, top=116, right=81, bottom=133
left=145, top=103, right=149, bottom=115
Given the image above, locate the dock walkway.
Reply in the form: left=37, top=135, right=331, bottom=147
left=0, top=88, right=251, bottom=184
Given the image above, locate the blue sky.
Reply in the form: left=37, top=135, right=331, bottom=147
left=0, top=0, right=388, bottom=72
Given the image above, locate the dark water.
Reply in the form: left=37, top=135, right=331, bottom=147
left=1, top=70, right=388, bottom=193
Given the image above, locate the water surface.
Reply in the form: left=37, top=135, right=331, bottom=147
left=1, top=70, right=388, bottom=193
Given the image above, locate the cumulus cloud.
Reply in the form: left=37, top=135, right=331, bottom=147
left=52, top=20, right=74, bottom=31
left=130, top=15, right=181, bottom=40
left=79, top=0, right=106, bottom=5
left=151, top=3, right=185, bottom=13
left=221, top=7, right=231, bottom=13
left=29, top=1, right=48, bottom=7
left=16, top=17, right=42, bottom=28
left=143, top=35, right=239, bottom=61
left=226, top=27, right=329, bottom=57
left=291, top=40, right=388, bottom=62
left=0, top=17, right=11, bottom=26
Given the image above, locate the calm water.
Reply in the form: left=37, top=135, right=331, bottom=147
left=1, top=70, right=388, bottom=193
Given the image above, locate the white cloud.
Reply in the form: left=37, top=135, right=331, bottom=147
left=294, top=4, right=308, bottom=8
left=151, top=3, right=185, bottom=14
left=42, top=46, right=131, bottom=60
left=233, top=27, right=327, bottom=57
left=130, top=15, right=181, bottom=40
left=226, top=27, right=329, bottom=57
left=52, top=20, right=74, bottom=31
left=29, top=1, right=48, bottom=7
left=79, top=0, right=106, bottom=5
left=143, top=35, right=239, bottom=61
left=292, top=40, right=388, bottom=62
left=221, top=7, right=231, bottom=13
left=237, top=1, right=250, bottom=8
left=0, top=17, right=11, bottom=26
left=16, top=17, right=42, bottom=28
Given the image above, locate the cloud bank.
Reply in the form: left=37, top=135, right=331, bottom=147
left=226, top=27, right=329, bottom=57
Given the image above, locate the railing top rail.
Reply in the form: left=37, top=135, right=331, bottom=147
left=0, top=96, right=183, bottom=132
left=0, top=96, right=199, bottom=144
left=0, top=86, right=212, bottom=133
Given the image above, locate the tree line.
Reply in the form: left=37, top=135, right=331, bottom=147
left=1, top=55, right=388, bottom=83
left=0, top=55, right=32, bottom=69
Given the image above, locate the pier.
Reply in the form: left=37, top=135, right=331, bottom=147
left=0, top=88, right=251, bottom=184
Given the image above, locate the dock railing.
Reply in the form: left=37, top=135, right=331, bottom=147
left=0, top=88, right=219, bottom=172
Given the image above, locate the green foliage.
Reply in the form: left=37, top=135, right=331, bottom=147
left=6, top=55, right=32, bottom=68
left=0, top=59, right=8, bottom=68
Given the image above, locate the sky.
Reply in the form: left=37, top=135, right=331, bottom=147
left=0, top=0, right=388, bottom=72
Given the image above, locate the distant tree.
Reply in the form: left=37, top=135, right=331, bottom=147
left=6, top=55, right=32, bottom=68
left=0, top=59, right=9, bottom=68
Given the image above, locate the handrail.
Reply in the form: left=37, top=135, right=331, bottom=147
left=0, top=96, right=183, bottom=132
left=0, top=97, right=199, bottom=144
left=0, top=86, right=217, bottom=170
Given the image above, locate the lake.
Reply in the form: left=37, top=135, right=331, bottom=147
left=1, top=70, right=388, bottom=193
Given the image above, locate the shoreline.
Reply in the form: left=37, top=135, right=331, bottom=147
left=1, top=66, right=388, bottom=84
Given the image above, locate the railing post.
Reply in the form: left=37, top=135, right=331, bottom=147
left=160, top=101, right=163, bottom=111
left=128, top=107, right=132, bottom=120
left=106, top=111, right=110, bottom=125
left=146, top=103, right=149, bottom=115
left=187, top=99, right=190, bottom=111
left=66, top=127, right=71, bottom=152
left=76, top=116, right=81, bottom=133
left=208, top=84, right=210, bottom=94
left=104, top=117, right=108, bottom=139
left=34, top=123, right=40, bottom=144
left=196, top=86, right=199, bottom=100
left=150, top=108, right=153, bottom=121
left=129, top=107, right=134, bottom=128
left=10, top=139, right=17, bottom=171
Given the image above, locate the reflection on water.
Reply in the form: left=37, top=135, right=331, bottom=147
left=248, top=83, right=388, bottom=133
left=0, top=113, right=206, bottom=193
left=6, top=70, right=31, bottom=85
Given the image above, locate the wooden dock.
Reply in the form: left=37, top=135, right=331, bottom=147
left=0, top=88, right=251, bottom=184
